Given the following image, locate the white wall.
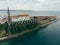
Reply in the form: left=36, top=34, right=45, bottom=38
left=12, top=16, right=30, bottom=22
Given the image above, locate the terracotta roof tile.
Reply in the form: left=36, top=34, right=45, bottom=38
left=1, top=14, right=29, bottom=22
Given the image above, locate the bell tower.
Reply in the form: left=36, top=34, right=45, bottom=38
left=7, top=8, right=11, bottom=34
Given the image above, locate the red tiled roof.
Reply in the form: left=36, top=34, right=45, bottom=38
left=18, top=14, right=29, bottom=16
left=38, top=16, right=56, bottom=19
left=11, top=16, right=19, bottom=18
left=11, top=14, right=29, bottom=18
left=1, top=14, right=29, bottom=22
left=1, top=18, right=7, bottom=22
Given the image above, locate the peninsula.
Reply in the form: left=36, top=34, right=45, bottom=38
left=0, top=8, right=57, bottom=41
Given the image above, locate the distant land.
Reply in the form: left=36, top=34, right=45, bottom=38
left=0, top=10, right=60, bottom=18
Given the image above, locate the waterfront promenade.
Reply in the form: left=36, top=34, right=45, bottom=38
left=0, top=19, right=59, bottom=45
left=0, top=20, right=57, bottom=41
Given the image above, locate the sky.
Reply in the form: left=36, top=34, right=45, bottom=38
left=0, top=0, right=60, bottom=11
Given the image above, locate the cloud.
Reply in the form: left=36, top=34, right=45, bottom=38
left=0, top=0, right=60, bottom=11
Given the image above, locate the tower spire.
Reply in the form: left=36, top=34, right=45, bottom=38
left=7, top=8, right=11, bottom=34
left=7, top=8, right=11, bottom=22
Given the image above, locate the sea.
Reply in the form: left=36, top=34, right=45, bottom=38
left=0, top=10, right=60, bottom=18
left=0, top=10, right=60, bottom=45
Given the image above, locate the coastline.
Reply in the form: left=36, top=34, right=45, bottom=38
left=0, top=20, right=57, bottom=41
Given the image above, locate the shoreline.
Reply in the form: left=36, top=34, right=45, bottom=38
left=0, top=20, right=57, bottom=41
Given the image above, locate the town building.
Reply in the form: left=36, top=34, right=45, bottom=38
left=11, top=14, right=30, bottom=22
left=0, top=14, right=30, bottom=24
left=38, top=16, right=56, bottom=20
